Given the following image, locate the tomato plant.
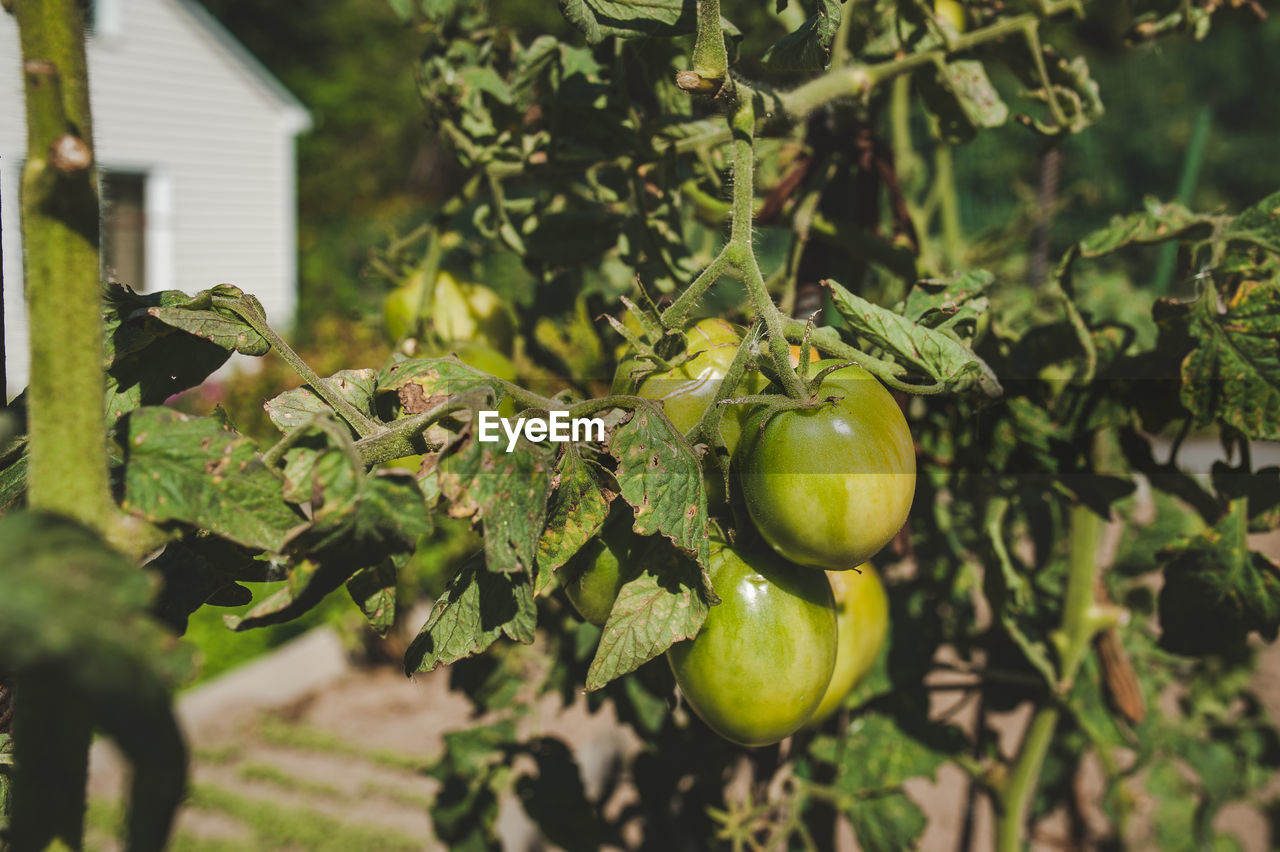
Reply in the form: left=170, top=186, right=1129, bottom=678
left=738, top=361, right=917, bottom=570
left=4, top=1, right=1280, bottom=851
left=666, top=538, right=837, bottom=746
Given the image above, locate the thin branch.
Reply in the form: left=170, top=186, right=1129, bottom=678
left=212, top=292, right=381, bottom=438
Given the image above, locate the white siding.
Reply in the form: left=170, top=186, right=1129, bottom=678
left=1, top=0, right=307, bottom=397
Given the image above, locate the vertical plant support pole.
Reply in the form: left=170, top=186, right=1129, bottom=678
left=14, top=0, right=114, bottom=528
left=9, top=4, right=106, bottom=845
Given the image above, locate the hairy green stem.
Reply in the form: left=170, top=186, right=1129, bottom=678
left=569, top=394, right=652, bottom=419
left=689, top=0, right=728, bottom=87
left=661, top=245, right=734, bottom=331
left=352, top=398, right=473, bottom=467
left=779, top=51, right=941, bottom=122
left=996, top=705, right=1059, bottom=852
left=724, top=97, right=807, bottom=400
left=687, top=322, right=761, bottom=488
left=491, top=376, right=565, bottom=413
left=16, top=0, right=115, bottom=531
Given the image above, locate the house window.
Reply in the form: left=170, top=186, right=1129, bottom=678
left=101, top=172, right=147, bottom=290
left=86, top=0, right=121, bottom=38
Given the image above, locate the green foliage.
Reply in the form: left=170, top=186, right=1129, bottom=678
left=827, top=277, right=999, bottom=393
left=1158, top=500, right=1280, bottom=655
left=122, top=408, right=303, bottom=552
left=560, top=0, right=696, bottom=44
left=761, top=0, right=843, bottom=72
left=6, top=0, right=1280, bottom=850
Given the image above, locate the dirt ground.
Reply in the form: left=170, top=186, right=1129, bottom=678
left=83, top=532, right=1280, bottom=851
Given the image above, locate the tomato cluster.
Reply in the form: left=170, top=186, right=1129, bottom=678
left=568, top=318, right=915, bottom=745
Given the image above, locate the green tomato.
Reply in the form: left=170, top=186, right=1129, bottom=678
left=808, top=564, right=889, bottom=724
left=562, top=508, right=641, bottom=626
left=613, top=319, right=767, bottom=457
left=666, top=539, right=837, bottom=746
left=384, top=269, right=515, bottom=354
left=737, top=360, right=916, bottom=571
left=934, top=0, right=966, bottom=33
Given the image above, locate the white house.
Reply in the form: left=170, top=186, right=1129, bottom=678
left=1, top=0, right=310, bottom=396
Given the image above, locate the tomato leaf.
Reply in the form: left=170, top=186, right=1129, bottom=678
left=809, top=709, right=960, bottom=849
left=147, top=537, right=256, bottom=634
left=1157, top=499, right=1280, bottom=654
left=438, top=431, right=555, bottom=576
left=1223, top=189, right=1280, bottom=257
left=0, top=453, right=27, bottom=514
left=229, top=453, right=433, bottom=631
left=1180, top=280, right=1280, bottom=440
left=761, top=0, right=842, bottom=71
left=846, top=792, right=927, bottom=852
left=404, top=561, right=537, bottom=674
left=224, top=559, right=342, bottom=631
left=558, top=0, right=696, bottom=45
left=425, top=720, right=517, bottom=847
left=812, top=711, right=958, bottom=790
left=1074, top=198, right=1211, bottom=258
left=346, top=559, right=399, bottom=637
left=103, top=284, right=238, bottom=422
left=378, top=355, right=501, bottom=399
left=538, top=446, right=612, bottom=579
left=144, top=283, right=272, bottom=356
left=826, top=279, right=1001, bottom=395
left=585, top=550, right=709, bottom=690
left=901, top=270, right=993, bottom=330
left=607, top=405, right=710, bottom=572
left=513, top=737, right=607, bottom=851
left=917, top=59, right=1008, bottom=143
left=263, top=369, right=379, bottom=435
left=1212, top=463, right=1280, bottom=532
left=121, top=408, right=305, bottom=552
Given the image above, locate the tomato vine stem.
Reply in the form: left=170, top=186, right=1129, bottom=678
left=211, top=293, right=381, bottom=438
left=996, top=498, right=1103, bottom=851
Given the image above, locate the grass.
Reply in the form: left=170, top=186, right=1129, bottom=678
left=256, top=714, right=431, bottom=772
left=238, top=762, right=344, bottom=798
left=182, top=783, right=421, bottom=852
left=358, top=780, right=433, bottom=810
left=86, top=787, right=425, bottom=852
left=193, top=744, right=243, bottom=765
